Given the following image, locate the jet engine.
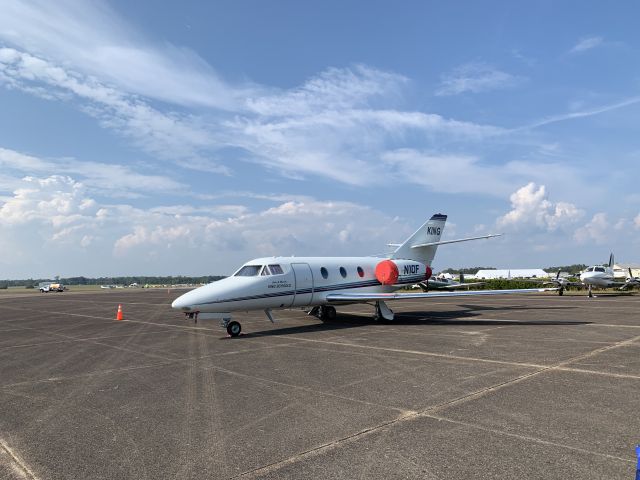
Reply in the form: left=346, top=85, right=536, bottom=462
left=375, top=260, right=399, bottom=285
left=375, top=259, right=431, bottom=286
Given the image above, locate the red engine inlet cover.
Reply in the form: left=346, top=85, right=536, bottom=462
left=425, top=265, right=433, bottom=280
left=375, top=260, right=399, bottom=285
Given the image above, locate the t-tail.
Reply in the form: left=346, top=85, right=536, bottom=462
left=390, top=213, right=502, bottom=265
left=391, top=213, right=447, bottom=265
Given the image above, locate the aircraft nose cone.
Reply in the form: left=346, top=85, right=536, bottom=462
left=171, top=294, right=191, bottom=311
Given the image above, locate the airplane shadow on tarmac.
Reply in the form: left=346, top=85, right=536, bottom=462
left=241, top=304, right=590, bottom=338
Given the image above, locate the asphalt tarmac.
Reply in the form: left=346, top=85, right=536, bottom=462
left=0, top=289, right=638, bottom=479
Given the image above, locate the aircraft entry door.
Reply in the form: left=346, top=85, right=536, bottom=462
left=291, top=263, right=314, bottom=307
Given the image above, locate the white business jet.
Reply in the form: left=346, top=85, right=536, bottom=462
left=171, top=214, right=554, bottom=336
left=579, top=253, right=640, bottom=297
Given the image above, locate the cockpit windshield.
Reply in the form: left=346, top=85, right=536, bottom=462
left=234, top=264, right=285, bottom=277
left=235, top=265, right=261, bottom=277
left=594, top=267, right=605, bottom=272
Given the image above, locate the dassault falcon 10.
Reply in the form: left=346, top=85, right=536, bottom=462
left=171, top=214, right=554, bottom=336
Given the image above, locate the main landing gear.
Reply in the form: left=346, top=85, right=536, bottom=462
left=374, top=300, right=394, bottom=321
left=309, top=305, right=337, bottom=321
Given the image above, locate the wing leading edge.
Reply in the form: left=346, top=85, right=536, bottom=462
left=326, top=288, right=556, bottom=302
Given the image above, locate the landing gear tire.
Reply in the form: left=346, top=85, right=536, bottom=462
left=324, top=306, right=337, bottom=321
left=558, top=287, right=564, bottom=296
left=316, top=306, right=337, bottom=322
left=227, top=321, right=241, bottom=337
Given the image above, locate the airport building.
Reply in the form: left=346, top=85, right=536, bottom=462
left=470, top=269, right=550, bottom=280
left=613, top=263, right=640, bottom=278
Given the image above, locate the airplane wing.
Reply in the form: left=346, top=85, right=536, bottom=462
left=326, top=288, right=556, bottom=303
left=542, top=280, right=583, bottom=288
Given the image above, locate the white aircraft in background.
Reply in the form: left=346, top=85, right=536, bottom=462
left=578, top=253, right=640, bottom=297
left=416, top=272, right=485, bottom=292
left=171, top=214, right=554, bottom=336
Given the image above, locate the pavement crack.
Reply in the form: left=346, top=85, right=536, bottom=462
left=0, top=437, right=40, bottom=480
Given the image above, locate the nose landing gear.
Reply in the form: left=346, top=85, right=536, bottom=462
left=226, top=320, right=241, bottom=337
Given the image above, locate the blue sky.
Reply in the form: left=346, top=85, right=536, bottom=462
left=0, top=0, right=639, bottom=278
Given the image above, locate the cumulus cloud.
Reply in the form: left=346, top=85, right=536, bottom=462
left=0, top=173, right=412, bottom=276
left=569, top=36, right=604, bottom=54
left=0, top=176, right=99, bottom=250
left=112, top=199, right=410, bottom=264
left=574, top=213, right=611, bottom=244
left=497, top=183, right=583, bottom=231
left=436, top=62, right=523, bottom=96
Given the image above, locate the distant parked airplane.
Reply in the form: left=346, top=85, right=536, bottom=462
left=416, top=272, right=485, bottom=292
left=171, top=214, right=554, bottom=336
left=578, top=254, right=640, bottom=297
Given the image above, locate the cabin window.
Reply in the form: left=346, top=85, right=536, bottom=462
left=320, top=267, right=328, bottom=279
left=357, top=266, right=364, bottom=277
left=235, top=265, right=261, bottom=277
left=339, top=267, right=347, bottom=278
left=269, top=264, right=284, bottom=275
left=260, top=265, right=271, bottom=276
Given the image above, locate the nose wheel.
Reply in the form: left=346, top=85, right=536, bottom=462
left=226, top=320, right=241, bottom=337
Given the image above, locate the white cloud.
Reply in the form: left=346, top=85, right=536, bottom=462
left=113, top=199, right=411, bottom=263
left=569, top=36, right=604, bottom=54
left=521, top=95, right=640, bottom=131
left=436, top=62, right=523, bottom=96
left=0, top=147, right=186, bottom=197
left=0, top=48, right=226, bottom=169
left=0, top=175, right=97, bottom=228
left=497, top=183, right=583, bottom=231
left=246, top=65, right=407, bottom=116
left=574, top=213, right=611, bottom=244
left=0, top=0, right=254, bottom=110
left=634, top=213, right=640, bottom=229
left=0, top=173, right=413, bottom=276
left=0, top=0, right=605, bottom=206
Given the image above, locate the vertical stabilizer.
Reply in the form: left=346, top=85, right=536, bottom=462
left=608, top=253, right=615, bottom=269
left=391, top=214, right=447, bottom=265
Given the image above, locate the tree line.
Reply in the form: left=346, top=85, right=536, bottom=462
left=0, top=275, right=226, bottom=289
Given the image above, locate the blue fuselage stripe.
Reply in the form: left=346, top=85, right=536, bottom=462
left=199, top=274, right=426, bottom=305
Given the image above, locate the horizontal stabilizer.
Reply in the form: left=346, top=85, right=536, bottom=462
left=411, top=233, right=502, bottom=249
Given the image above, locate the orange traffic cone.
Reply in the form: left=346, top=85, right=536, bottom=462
left=116, top=304, right=124, bottom=321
